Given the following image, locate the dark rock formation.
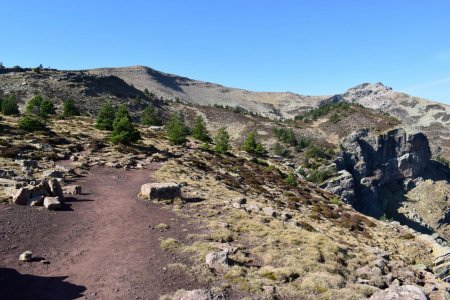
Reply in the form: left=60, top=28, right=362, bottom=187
left=333, top=128, right=431, bottom=217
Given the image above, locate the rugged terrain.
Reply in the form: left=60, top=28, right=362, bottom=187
left=0, top=66, right=449, bottom=299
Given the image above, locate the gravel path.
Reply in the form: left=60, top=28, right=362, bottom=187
left=0, top=165, right=204, bottom=299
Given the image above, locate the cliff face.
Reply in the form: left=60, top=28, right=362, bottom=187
left=334, top=128, right=432, bottom=217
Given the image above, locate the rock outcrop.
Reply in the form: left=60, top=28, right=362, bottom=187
left=331, top=128, right=431, bottom=217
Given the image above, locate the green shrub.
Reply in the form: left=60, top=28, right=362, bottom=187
left=1, top=96, right=19, bottom=115
left=272, top=142, right=289, bottom=157
left=284, top=173, right=297, bottom=186
left=305, top=145, right=334, bottom=160
left=19, top=115, right=46, bottom=132
left=141, top=104, right=160, bottom=126
left=63, top=98, right=80, bottom=117
left=96, top=102, right=117, bottom=130
left=214, top=127, right=230, bottom=153
left=166, top=112, right=189, bottom=144
left=191, top=115, right=210, bottom=142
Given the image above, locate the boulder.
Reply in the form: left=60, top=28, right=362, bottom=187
left=205, top=249, right=229, bottom=269
left=12, top=188, right=31, bottom=205
left=43, top=196, right=61, bottom=210
left=48, top=179, right=64, bottom=201
left=369, top=285, right=427, bottom=300
left=19, top=251, right=33, bottom=262
left=63, top=185, right=82, bottom=195
left=140, top=182, right=181, bottom=200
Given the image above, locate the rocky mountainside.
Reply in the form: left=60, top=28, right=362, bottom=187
left=87, top=67, right=450, bottom=158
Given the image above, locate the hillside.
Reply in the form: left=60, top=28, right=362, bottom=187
left=88, top=66, right=450, bottom=158
left=0, top=65, right=449, bottom=299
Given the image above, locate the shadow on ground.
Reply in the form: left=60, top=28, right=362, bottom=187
left=0, top=268, right=86, bottom=300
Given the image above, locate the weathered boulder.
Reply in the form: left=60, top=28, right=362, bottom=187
left=63, top=185, right=82, bottom=195
left=19, top=251, right=33, bottom=262
left=369, top=285, right=427, bottom=300
left=140, top=182, right=181, bottom=200
left=12, top=188, right=31, bottom=205
left=205, top=249, right=229, bottom=269
left=43, top=196, right=61, bottom=210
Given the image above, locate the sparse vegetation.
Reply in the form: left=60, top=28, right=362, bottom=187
left=284, top=173, right=297, bottom=186
left=19, top=115, right=46, bottom=132
left=295, top=102, right=352, bottom=122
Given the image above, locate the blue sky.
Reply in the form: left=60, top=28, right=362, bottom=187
left=1, top=1, right=449, bottom=104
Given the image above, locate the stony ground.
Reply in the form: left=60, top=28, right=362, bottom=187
left=0, top=164, right=208, bottom=299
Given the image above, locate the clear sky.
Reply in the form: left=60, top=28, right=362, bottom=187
left=1, top=1, right=449, bottom=104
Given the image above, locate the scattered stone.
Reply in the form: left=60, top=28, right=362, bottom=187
left=205, top=249, right=229, bottom=269
left=246, top=203, right=260, bottom=213
left=173, top=289, right=226, bottom=300
left=43, top=196, right=61, bottom=210
left=140, top=182, right=181, bottom=200
left=19, top=251, right=33, bottom=262
left=63, top=185, right=82, bottom=195
left=369, top=285, right=427, bottom=300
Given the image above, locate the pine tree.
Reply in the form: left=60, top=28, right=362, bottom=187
left=26, top=95, right=55, bottom=119
left=192, top=115, right=210, bottom=142
left=96, top=102, right=117, bottom=130
left=214, top=127, right=230, bottom=153
left=141, top=104, right=160, bottom=126
left=166, top=112, right=189, bottom=144
left=63, top=98, right=80, bottom=117
left=110, top=105, right=140, bottom=144
left=1, top=96, right=19, bottom=116
left=242, top=131, right=265, bottom=156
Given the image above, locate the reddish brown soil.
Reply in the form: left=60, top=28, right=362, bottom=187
left=0, top=165, right=206, bottom=299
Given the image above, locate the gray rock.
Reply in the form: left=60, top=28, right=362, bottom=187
left=369, top=285, right=427, bottom=300
left=205, top=249, right=229, bottom=269
left=12, top=188, right=31, bottom=205
left=140, top=182, right=181, bottom=200
left=43, top=196, right=61, bottom=210
left=321, top=170, right=355, bottom=203
left=19, top=251, right=33, bottom=262
left=63, top=185, right=82, bottom=195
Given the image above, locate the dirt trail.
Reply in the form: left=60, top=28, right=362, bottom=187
left=0, top=165, right=204, bottom=299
